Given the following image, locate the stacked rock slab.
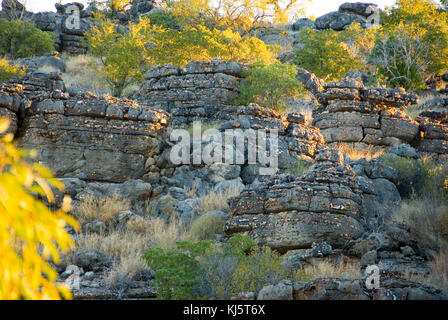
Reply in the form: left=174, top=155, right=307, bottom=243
left=1, top=72, right=170, bottom=183
left=151, top=103, right=326, bottom=186
left=416, top=107, right=448, bottom=161
left=224, top=148, right=365, bottom=252
left=312, top=79, right=420, bottom=154
left=136, top=60, right=246, bottom=126
left=314, top=2, right=379, bottom=31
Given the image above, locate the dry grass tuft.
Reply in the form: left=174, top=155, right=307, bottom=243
left=61, top=54, right=111, bottom=96
left=189, top=213, right=226, bottom=241
left=75, top=193, right=131, bottom=227
left=194, top=186, right=242, bottom=213
left=304, top=259, right=362, bottom=280
left=334, top=143, right=385, bottom=161
left=392, top=197, right=448, bottom=249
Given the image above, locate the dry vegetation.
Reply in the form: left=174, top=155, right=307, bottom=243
left=334, top=143, right=385, bottom=161
left=75, top=193, right=131, bottom=227
left=193, top=186, right=242, bottom=213
left=303, top=259, right=362, bottom=280
left=52, top=54, right=140, bottom=97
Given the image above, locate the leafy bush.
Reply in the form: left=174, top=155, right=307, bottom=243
left=234, top=61, right=304, bottom=111
left=0, top=19, right=56, bottom=59
left=85, top=14, right=157, bottom=97
left=143, top=234, right=304, bottom=300
left=0, top=59, right=24, bottom=83
left=0, top=118, right=79, bottom=299
left=189, top=213, right=226, bottom=241
left=150, top=25, right=279, bottom=67
left=147, top=10, right=178, bottom=29
left=143, top=240, right=214, bottom=299
left=294, top=24, right=375, bottom=81
left=86, top=14, right=278, bottom=97
left=370, top=0, right=448, bottom=90
left=380, top=154, right=448, bottom=199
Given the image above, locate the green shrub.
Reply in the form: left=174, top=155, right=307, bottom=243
left=0, top=59, right=24, bottom=83
left=86, top=14, right=278, bottom=97
left=143, top=234, right=303, bottom=300
left=147, top=10, right=178, bottom=29
left=370, top=0, right=448, bottom=90
left=294, top=24, right=375, bottom=81
left=234, top=61, right=305, bottom=111
left=143, top=240, right=214, bottom=299
left=189, top=213, right=226, bottom=241
left=380, top=154, right=448, bottom=199
left=0, top=19, right=56, bottom=59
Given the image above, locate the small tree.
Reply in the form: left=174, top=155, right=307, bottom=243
left=85, top=14, right=158, bottom=97
left=293, top=26, right=372, bottom=81
left=0, top=118, right=79, bottom=299
left=234, top=61, right=305, bottom=111
left=370, top=0, right=448, bottom=90
left=150, top=25, right=279, bottom=67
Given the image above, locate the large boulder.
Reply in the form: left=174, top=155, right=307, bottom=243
left=225, top=148, right=366, bottom=252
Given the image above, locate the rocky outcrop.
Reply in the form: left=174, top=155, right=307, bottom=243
left=224, top=148, right=367, bottom=252
left=136, top=60, right=246, bottom=126
left=1, top=72, right=170, bottom=184
left=416, top=103, right=448, bottom=161
left=314, top=2, right=379, bottom=31
left=32, top=2, right=94, bottom=55
left=312, top=79, right=420, bottom=154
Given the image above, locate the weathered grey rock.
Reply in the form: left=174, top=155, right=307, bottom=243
left=225, top=148, right=366, bottom=251
left=137, top=60, right=246, bottom=125
left=312, top=79, right=420, bottom=153
left=83, top=220, right=106, bottom=234
left=389, top=143, right=419, bottom=159
left=258, top=281, right=293, bottom=300
left=339, top=2, right=378, bottom=17
left=73, top=248, right=112, bottom=271
left=291, top=18, right=315, bottom=31
left=295, top=67, right=324, bottom=97
left=293, top=277, right=448, bottom=300
left=315, top=11, right=366, bottom=31
left=360, top=250, right=377, bottom=267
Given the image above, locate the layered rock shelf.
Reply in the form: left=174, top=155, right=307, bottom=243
left=312, top=79, right=420, bottom=154
left=0, top=72, right=170, bottom=183
left=136, top=60, right=246, bottom=125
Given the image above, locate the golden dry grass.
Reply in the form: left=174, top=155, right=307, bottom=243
left=60, top=54, right=111, bottom=96
left=392, top=198, right=448, bottom=249
left=403, top=248, right=448, bottom=292
left=304, top=259, right=362, bottom=280
left=64, top=215, right=189, bottom=287
left=75, top=193, right=131, bottom=227
left=193, top=186, right=242, bottom=213
left=334, top=143, right=385, bottom=161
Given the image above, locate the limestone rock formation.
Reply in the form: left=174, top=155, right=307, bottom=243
left=137, top=60, right=246, bottom=126
left=224, top=148, right=367, bottom=252
left=312, top=79, right=420, bottom=154
left=1, top=72, right=170, bottom=183
left=416, top=102, right=448, bottom=161
left=314, top=2, right=379, bottom=31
